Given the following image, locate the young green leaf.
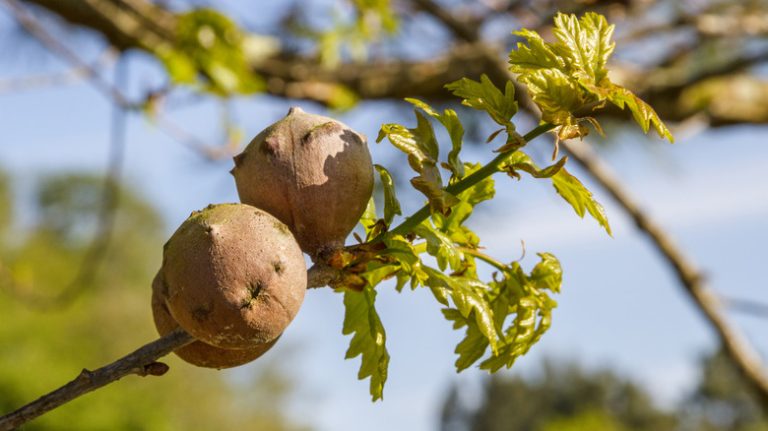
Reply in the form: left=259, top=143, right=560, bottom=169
left=551, top=12, right=615, bottom=85
left=342, top=286, right=390, bottom=401
left=413, top=223, right=464, bottom=271
left=377, top=123, right=433, bottom=172
left=449, top=314, right=489, bottom=371
left=410, top=164, right=459, bottom=213
left=503, top=152, right=611, bottom=235
left=607, top=86, right=674, bottom=142
left=360, top=197, right=377, bottom=236
left=551, top=167, right=612, bottom=235
left=424, top=268, right=499, bottom=353
left=508, top=28, right=564, bottom=71
left=379, top=110, right=461, bottom=213
left=445, top=75, right=518, bottom=127
left=530, top=252, right=563, bottom=293
left=504, top=152, right=567, bottom=179
left=406, top=98, right=466, bottom=178
left=374, top=165, right=402, bottom=225
left=509, top=12, right=673, bottom=142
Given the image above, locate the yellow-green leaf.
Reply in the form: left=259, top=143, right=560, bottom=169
left=342, top=286, right=390, bottom=401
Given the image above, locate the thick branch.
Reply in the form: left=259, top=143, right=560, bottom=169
left=560, top=139, right=768, bottom=409
left=0, top=328, right=194, bottom=431
left=16, top=0, right=768, bottom=124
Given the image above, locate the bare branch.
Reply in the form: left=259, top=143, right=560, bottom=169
left=0, top=259, right=334, bottom=428
left=411, top=0, right=480, bottom=42
left=306, top=263, right=342, bottom=289
left=49, top=57, right=128, bottom=306
left=560, top=139, right=768, bottom=409
left=2, top=0, right=237, bottom=161
left=0, top=328, right=195, bottom=431
left=722, top=296, right=768, bottom=319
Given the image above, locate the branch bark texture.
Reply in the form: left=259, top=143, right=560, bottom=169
left=0, top=328, right=194, bottom=431
left=561, top=139, right=768, bottom=409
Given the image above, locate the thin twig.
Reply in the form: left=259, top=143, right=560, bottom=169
left=0, top=67, right=88, bottom=94
left=722, top=296, right=768, bottom=318
left=0, top=328, right=195, bottom=431
left=1, top=0, right=236, bottom=161
left=559, top=139, right=768, bottom=409
left=459, top=247, right=507, bottom=272
left=0, top=261, right=331, bottom=428
left=50, top=55, right=128, bottom=307
left=412, top=0, right=479, bottom=42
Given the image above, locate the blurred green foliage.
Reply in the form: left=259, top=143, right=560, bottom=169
left=440, top=353, right=768, bottom=431
left=0, top=171, right=10, bottom=239
left=683, top=350, right=768, bottom=431
left=0, top=170, right=306, bottom=430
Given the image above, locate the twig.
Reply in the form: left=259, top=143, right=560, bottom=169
left=411, top=0, right=479, bottom=42
left=459, top=247, right=507, bottom=272
left=0, top=328, right=195, bottom=431
left=306, top=263, right=341, bottom=289
left=1, top=0, right=130, bottom=104
left=722, top=296, right=768, bottom=318
left=0, top=261, right=333, bottom=428
left=1, top=0, right=236, bottom=161
left=50, top=55, right=128, bottom=307
left=559, top=139, right=768, bottom=409
left=0, top=67, right=88, bottom=94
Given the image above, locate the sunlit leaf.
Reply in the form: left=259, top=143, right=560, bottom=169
left=508, top=12, right=672, bottom=142
left=342, top=286, right=389, bottom=401
left=504, top=152, right=567, bottom=179
left=551, top=167, right=612, bottom=235
left=374, top=165, right=401, bottom=225
left=503, top=153, right=610, bottom=235
left=377, top=124, right=432, bottom=172
left=413, top=223, right=463, bottom=271
left=445, top=75, right=518, bottom=127
left=410, top=164, right=459, bottom=213
left=607, top=86, right=674, bottom=142
left=530, top=252, right=563, bottom=293
left=406, top=98, right=466, bottom=178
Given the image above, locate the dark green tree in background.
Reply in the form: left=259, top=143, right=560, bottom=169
left=440, top=351, right=768, bottom=431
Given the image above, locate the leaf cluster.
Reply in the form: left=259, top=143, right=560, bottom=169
left=334, top=12, right=672, bottom=402
left=156, top=9, right=264, bottom=95
left=509, top=12, right=673, bottom=142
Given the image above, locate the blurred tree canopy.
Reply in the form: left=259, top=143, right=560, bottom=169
left=440, top=362, right=677, bottom=431
left=0, top=169, right=307, bottom=430
left=440, top=352, right=768, bottom=431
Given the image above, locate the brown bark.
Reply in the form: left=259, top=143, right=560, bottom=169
left=0, top=329, right=195, bottom=431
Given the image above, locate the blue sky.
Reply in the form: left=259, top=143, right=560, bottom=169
left=2, top=4, right=768, bottom=431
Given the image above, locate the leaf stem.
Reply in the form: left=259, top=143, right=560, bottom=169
left=458, top=247, right=507, bottom=272
left=385, top=123, right=555, bottom=238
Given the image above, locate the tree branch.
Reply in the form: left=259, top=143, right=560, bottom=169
left=0, top=328, right=195, bottom=431
left=2, top=0, right=237, bottom=161
left=560, top=139, right=768, bottom=409
left=0, top=261, right=340, bottom=428
left=17, top=0, right=768, bottom=124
